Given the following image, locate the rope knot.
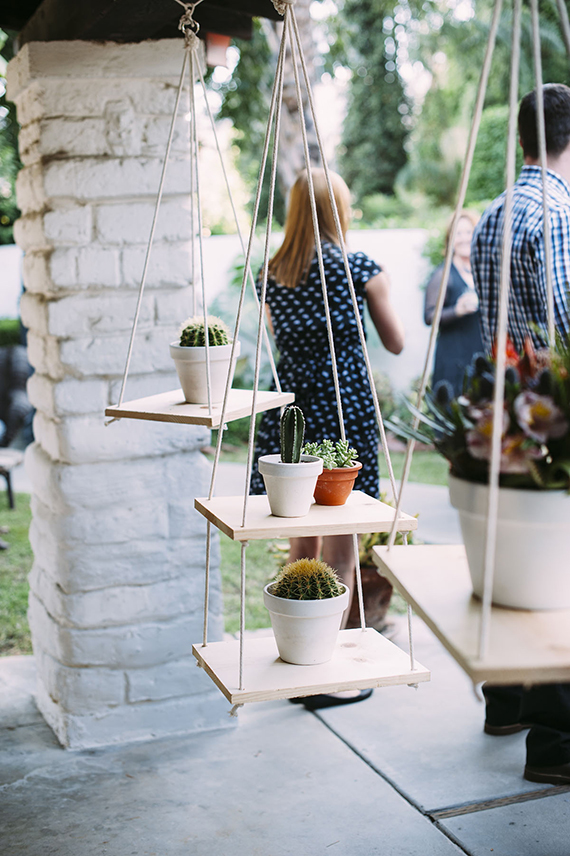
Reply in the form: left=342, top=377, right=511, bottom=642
left=272, top=0, right=294, bottom=15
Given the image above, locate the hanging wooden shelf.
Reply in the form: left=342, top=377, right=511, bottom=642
left=105, top=388, right=295, bottom=428
left=373, top=544, right=570, bottom=686
left=194, top=490, right=418, bottom=541
left=192, top=627, right=429, bottom=704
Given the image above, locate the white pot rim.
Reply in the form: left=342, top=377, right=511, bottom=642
left=170, top=341, right=240, bottom=363
left=449, top=472, right=570, bottom=523
left=263, top=583, right=349, bottom=617
left=258, top=453, right=323, bottom=478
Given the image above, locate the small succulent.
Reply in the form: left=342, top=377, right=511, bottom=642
left=179, top=315, right=231, bottom=347
left=280, top=405, right=305, bottom=464
left=271, top=558, right=344, bottom=600
left=302, top=438, right=359, bottom=469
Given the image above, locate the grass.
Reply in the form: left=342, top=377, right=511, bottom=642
left=0, top=494, right=33, bottom=656
left=379, top=450, right=449, bottom=488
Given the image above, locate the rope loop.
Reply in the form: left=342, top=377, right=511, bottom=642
left=272, top=0, right=294, bottom=14
left=176, top=0, right=202, bottom=47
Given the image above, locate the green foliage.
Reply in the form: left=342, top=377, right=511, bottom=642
left=179, top=315, right=231, bottom=347
left=303, top=438, right=359, bottom=469
left=280, top=405, right=305, bottom=464
left=271, top=557, right=344, bottom=600
left=0, top=318, right=20, bottom=346
left=0, top=30, right=21, bottom=245
left=466, top=105, right=524, bottom=204
left=211, top=21, right=285, bottom=224
left=338, top=0, right=410, bottom=201
left=0, top=493, right=32, bottom=656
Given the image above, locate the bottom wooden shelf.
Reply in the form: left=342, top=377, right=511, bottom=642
left=373, top=544, right=570, bottom=685
left=192, top=627, right=430, bottom=705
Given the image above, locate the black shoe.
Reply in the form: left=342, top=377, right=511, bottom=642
left=484, top=721, right=530, bottom=736
left=524, top=762, right=570, bottom=785
left=289, top=689, right=373, bottom=710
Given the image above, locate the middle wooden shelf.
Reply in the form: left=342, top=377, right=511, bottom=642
left=194, top=490, right=418, bottom=541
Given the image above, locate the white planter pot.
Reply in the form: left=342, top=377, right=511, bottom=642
left=258, top=454, right=323, bottom=518
left=449, top=473, right=570, bottom=610
left=263, top=584, right=350, bottom=665
left=170, top=341, right=240, bottom=404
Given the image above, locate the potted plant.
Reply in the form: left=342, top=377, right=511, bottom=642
left=170, top=315, right=240, bottom=404
left=302, top=439, right=362, bottom=506
left=263, top=557, right=350, bottom=664
left=388, top=336, right=570, bottom=610
left=258, top=406, right=323, bottom=518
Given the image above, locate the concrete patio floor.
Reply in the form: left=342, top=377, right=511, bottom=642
left=2, top=465, right=569, bottom=854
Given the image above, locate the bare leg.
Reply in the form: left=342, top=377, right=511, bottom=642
left=322, top=534, right=356, bottom=629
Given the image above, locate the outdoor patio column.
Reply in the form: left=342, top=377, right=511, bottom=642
left=6, top=40, right=231, bottom=748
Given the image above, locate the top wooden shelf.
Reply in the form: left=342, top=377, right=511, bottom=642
left=373, top=543, right=570, bottom=686
left=105, top=388, right=295, bottom=428
left=195, top=490, right=418, bottom=541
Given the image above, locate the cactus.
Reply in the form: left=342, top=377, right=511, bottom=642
left=280, top=405, right=305, bottom=464
left=179, top=315, right=231, bottom=347
left=271, top=558, right=344, bottom=600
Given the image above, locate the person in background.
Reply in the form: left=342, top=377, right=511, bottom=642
left=471, top=84, right=570, bottom=787
left=424, top=210, right=483, bottom=396
left=0, top=344, right=33, bottom=448
left=250, top=167, right=405, bottom=709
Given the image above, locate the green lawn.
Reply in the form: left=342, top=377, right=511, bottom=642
left=0, top=494, right=33, bottom=656
left=0, top=449, right=448, bottom=652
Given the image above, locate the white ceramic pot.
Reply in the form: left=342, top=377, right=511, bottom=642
left=258, top=454, right=323, bottom=518
left=449, top=473, right=570, bottom=610
left=263, top=584, right=350, bottom=665
left=170, top=341, right=240, bottom=404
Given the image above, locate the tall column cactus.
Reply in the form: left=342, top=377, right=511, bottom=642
left=280, top=405, right=305, bottom=463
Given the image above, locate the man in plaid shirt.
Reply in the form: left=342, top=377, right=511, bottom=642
left=471, top=84, right=570, bottom=787
left=472, top=83, right=570, bottom=351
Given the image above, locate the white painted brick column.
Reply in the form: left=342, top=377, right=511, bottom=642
left=6, top=40, right=232, bottom=748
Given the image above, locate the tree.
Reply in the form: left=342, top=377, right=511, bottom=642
left=0, top=30, right=20, bottom=245
left=337, top=0, right=411, bottom=201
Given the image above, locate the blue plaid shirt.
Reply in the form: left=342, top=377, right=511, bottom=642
left=471, top=164, right=570, bottom=352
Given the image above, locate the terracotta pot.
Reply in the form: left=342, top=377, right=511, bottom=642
left=313, top=461, right=362, bottom=506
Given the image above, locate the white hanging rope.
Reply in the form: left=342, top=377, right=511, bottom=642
left=289, top=9, right=400, bottom=505
left=188, top=48, right=214, bottom=415
left=202, top=520, right=212, bottom=646
left=241, top=15, right=289, bottom=527
left=386, top=0, right=504, bottom=550
left=115, top=48, right=190, bottom=408
left=530, top=0, right=555, bottom=346
left=555, top=0, right=570, bottom=56
left=478, top=0, right=522, bottom=662
left=239, top=540, right=248, bottom=690
left=188, top=72, right=197, bottom=316
left=286, top=11, right=347, bottom=442
left=193, top=59, right=282, bottom=392
left=207, top=22, right=288, bottom=503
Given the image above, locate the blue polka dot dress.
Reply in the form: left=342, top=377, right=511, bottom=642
left=250, top=241, right=381, bottom=498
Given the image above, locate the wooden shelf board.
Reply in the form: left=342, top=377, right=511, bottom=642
left=373, top=544, right=570, bottom=685
left=192, top=627, right=429, bottom=704
left=194, top=491, right=418, bottom=541
left=105, top=388, right=295, bottom=428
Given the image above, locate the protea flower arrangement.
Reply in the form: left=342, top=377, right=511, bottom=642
left=390, top=335, right=570, bottom=491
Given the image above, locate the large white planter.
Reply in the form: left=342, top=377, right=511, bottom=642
left=170, top=341, right=240, bottom=404
left=258, top=454, right=323, bottom=518
left=263, top=584, right=350, bottom=664
left=449, top=473, right=570, bottom=610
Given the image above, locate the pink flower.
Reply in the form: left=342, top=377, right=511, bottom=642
left=465, top=404, right=545, bottom=473
left=514, top=392, right=568, bottom=443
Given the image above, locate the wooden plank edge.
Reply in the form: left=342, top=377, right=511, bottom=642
left=192, top=644, right=234, bottom=703
left=373, top=552, right=570, bottom=686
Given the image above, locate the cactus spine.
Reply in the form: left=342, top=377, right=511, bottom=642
left=271, top=558, right=344, bottom=600
left=280, top=405, right=305, bottom=464
left=179, top=315, right=231, bottom=347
